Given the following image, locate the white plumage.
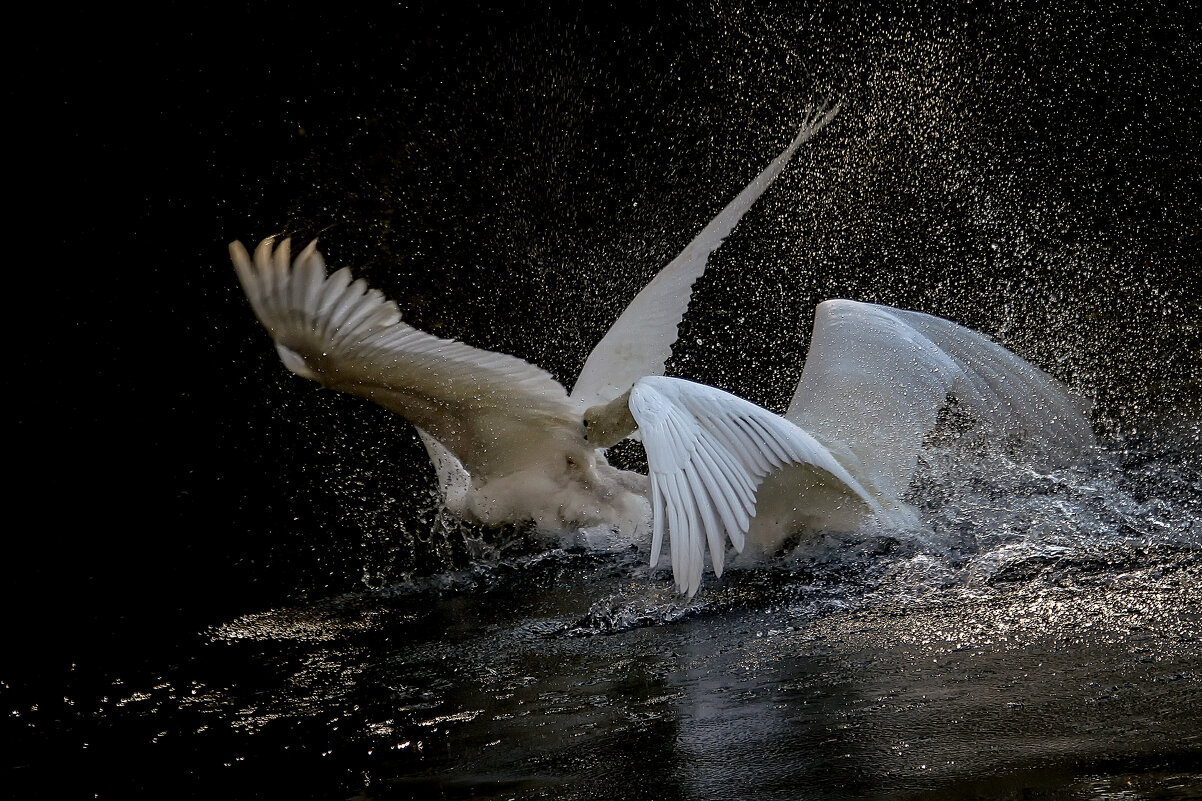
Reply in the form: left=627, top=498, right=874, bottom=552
left=231, top=104, right=1093, bottom=596
left=631, top=376, right=885, bottom=596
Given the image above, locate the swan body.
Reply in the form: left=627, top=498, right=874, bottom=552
left=231, top=104, right=1093, bottom=596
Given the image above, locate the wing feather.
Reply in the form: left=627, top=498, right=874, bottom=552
left=665, top=472, right=685, bottom=583
left=705, top=411, right=773, bottom=476
left=649, top=474, right=667, bottom=568
left=680, top=461, right=722, bottom=577
left=271, top=237, right=291, bottom=298
left=692, top=437, right=751, bottom=545
left=786, top=300, right=1094, bottom=503
left=629, top=375, right=879, bottom=596
left=677, top=470, right=707, bottom=590
left=570, top=103, right=841, bottom=409
left=292, top=240, right=325, bottom=317
left=314, top=267, right=353, bottom=342
left=231, top=237, right=581, bottom=482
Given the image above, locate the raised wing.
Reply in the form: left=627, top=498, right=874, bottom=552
left=786, top=300, right=1095, bottom=503
left=629, top=375, right=880, bottom=597
left=570, top=103, right=841, bottom=410
left=231, top=237, right=583, bottom=482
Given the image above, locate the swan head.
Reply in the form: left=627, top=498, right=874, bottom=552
left=582, top=388, right=637, bottom=449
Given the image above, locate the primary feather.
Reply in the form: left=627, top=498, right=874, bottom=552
left=629, top=376, right=882, bottom=596
left=570, top=103, right=841, bottom=409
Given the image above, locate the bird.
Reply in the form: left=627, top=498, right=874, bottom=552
left=230, top=103, right=1094, bottom=596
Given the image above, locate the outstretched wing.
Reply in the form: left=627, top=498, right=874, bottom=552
left=628, top=375, right=879, bottom=597
left=786, top=300, right=1095, bottom=502
left=231, top=237, right=582, bottom=481
left=570, top=103, right=841, bottom=410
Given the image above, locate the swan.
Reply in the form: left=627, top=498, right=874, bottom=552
left=230, top=104, right=1094, bottom=596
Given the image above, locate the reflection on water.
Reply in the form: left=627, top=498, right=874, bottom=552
left=22, top=442, right=1196, bottom=800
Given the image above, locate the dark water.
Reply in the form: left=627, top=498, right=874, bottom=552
left=9, top=2, right=1201, bottom=799
left=13, top=444, right=1200, bottom=799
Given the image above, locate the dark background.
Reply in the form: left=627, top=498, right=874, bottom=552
left=7, top=2, right=1200, bottom=794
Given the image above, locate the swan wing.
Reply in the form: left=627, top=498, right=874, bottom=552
left=570, top=103, right=841, bottom=409
left=231, top=237, right=581, bottom=481
left=786, top=300, right=1094, bottom=502
left=414, top=426, right=472, bottom=517
left=628, top=375, right=878, bottom=597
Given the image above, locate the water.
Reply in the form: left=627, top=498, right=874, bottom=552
left=9, top=2, right=1200, bottom=799
left=10, top=440, right=1198, bottom=799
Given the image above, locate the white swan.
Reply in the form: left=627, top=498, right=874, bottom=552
left=231, top=104, right=1093, bottom=596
